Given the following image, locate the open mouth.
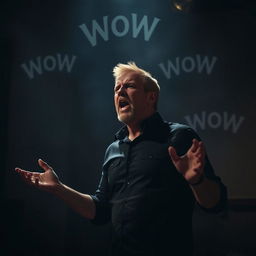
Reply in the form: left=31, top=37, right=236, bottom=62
left=119, top=99, right=130, bottom=110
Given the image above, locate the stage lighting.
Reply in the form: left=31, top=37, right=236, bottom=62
left=170, top=0, right=193, bottom=12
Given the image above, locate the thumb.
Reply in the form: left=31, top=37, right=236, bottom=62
left=168, top=146, right=179, bottom=162
left=38, top=159, right=52, bottom=172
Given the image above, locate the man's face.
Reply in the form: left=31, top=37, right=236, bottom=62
left=114, top=72, right=155, bottom=125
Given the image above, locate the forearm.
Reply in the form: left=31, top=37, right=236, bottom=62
left=190, top=177, right=221, bottom=209
left=53, top=183, right=96, bottom=220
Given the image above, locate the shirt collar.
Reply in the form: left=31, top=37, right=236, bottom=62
left=114, top=112, right=169, bottom=141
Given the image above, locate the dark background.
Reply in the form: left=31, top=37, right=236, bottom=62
left=1, top=0, right=256, bottom=255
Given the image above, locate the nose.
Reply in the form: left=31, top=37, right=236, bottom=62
left=116, top=84, right=126, bottom=96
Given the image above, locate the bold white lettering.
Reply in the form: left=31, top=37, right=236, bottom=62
left=207, top=112, right=222, bottom=129
left=158, top=58, right=180, bottom=79
left=223, top=112, right=245, bottom=134
left=182, top=56, right=195, bottom=73
left=196, top=55, right=218, bottom=74
left=111, top=15, right=129, bottom=37
left=79, top=16, right=109, bottom=47
left=43, top=56, right=56, bottom=71
left=132, top=13, right=160, bottom=41
left=21, top=56, right=43, bottom=79
left=184, top=111, right=206, bottom=130
left=57, top=54, right=77, bottom=72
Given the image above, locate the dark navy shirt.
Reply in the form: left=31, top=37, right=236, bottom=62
left=91, top=112, right=227, bottom=256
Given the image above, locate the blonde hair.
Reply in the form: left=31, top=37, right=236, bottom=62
left=113, top=62, right=160, bottom=109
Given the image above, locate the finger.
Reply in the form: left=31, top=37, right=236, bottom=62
left=15, top=167, right=26, bottom=173
left=32, top=175, right=40, bottom=186
left=38, top=159, right=52, bottom=172
left=191, top=160, right=203, bottom=174
left=190, top=139, right=199, bottom=153
left=195, top=142, right=205, bottom=161
left=198, top=152, right=205, bottom=163
left=168, top=146, right=179, bottom=162
left=19, top=171, right=36, bottom=185
left=194, top=157, right=205, bottom=174
left=194, top=141, right=203, bottom=154
left=195, top=166, right=204, bottom=176
left=15, top=168, right=40, bottom=188
left=195, top=154, right=204, bottom=162
left=15, top=168, right=34, bottom=176
left=35, top=178, right=40, bottom=186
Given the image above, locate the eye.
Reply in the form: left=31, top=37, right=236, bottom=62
left=114, top=85, right=120, bottom=92
left=124, top=83, right=135, bottom=89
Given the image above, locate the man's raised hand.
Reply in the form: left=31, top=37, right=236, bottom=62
left=168, top=139, right=205, bottom=185
left=15, top=159, right=60, bottom=193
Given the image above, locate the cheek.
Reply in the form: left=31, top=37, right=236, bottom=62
left=129, top=91, right=142, bottom=102
left=114, top=95, right=118, bottom=106
left=133, top=94, right=147, bottom=106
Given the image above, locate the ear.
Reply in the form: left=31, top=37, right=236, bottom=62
left=147, top=92, right=157, bottom=104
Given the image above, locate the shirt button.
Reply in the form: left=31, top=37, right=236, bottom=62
left=127, top=181, right=130, bottom=185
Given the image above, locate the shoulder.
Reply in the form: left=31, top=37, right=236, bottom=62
left=168, top=121, right=199, bottom=136
left=103, top=140, right=124, bottom=167
left=167, top=122, right=199, bottom=139
left=167, top=122, right=201, bottom=155
left=168, top=122, right=191, bottom=132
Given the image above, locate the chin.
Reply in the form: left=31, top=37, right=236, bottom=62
left=117, top=112, right=135, bottom=124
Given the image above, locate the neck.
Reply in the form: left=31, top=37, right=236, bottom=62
left=126, top=111, right=156, bottom=141
left=127, top=123, right=141, bottom=141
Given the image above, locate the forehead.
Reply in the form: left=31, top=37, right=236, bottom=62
left=115, top=72, right=144, bottom=85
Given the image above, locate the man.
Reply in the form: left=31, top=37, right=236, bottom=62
left=16, top=62, right=227, bottom=256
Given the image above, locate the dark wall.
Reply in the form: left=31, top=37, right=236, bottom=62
left=2, top=0, right=256, bottom=255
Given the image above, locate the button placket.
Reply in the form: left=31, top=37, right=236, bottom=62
left=125, top=143, right=132, bottom=187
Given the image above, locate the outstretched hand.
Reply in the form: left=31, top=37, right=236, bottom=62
left=168, top=139, right=205, bottom=184
left=15, top=159, right=60, bottom=193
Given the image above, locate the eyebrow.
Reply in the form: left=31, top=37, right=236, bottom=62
left=114, top=80, right=136, bottom=91
left=115, top=80, right=136, bottom=86
left=114, top=80, right=135, bottom=90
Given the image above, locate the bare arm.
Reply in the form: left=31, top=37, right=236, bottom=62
left=53, top=183, right=95, bottom=219
left=189, top=176, right=220, bottom=209
left=15, top=159, right=96, bottom=219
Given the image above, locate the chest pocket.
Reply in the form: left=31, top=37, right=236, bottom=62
left=105, top=157, right=126, bottom=191
left=128, top=147, right=174, bottom=184
left=139, top=153, right=168, bottom=160
left=133, top=145, right=170, bottom=163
